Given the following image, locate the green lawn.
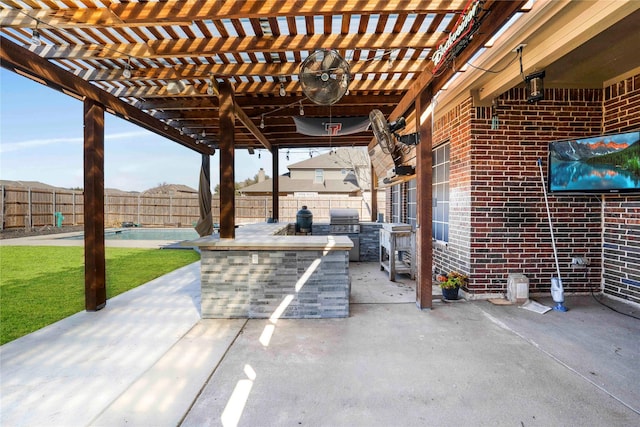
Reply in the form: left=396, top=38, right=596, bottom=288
left=0, top=246, right=200, bottom=345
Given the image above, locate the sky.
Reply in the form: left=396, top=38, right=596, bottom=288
left=0, top=68, right=323, bottom=192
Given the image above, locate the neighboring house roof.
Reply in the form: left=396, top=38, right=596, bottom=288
left=142, top=184, right=197, bottom=195
left=287, top=147, right=369, bottom=170
left=240, top=175, right=361, bottom=195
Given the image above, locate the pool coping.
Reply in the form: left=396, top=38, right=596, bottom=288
left=0, top=228, right=201, bottom=249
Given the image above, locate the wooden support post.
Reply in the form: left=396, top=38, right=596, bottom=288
left=219, top=81, right=235, bottom=239
left=416, top=86, right=433, bottom=310
left=272, top=147, right=279, bottom=222
left=83, top=98, right=106, bottom=311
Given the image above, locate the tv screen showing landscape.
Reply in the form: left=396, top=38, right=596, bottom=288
left=548, top=131, right=640, bottom=194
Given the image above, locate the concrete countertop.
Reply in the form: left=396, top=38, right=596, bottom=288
left=183, top=222, right=353, bottom=250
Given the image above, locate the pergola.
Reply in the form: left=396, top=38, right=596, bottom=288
left=0, top=0, right=531, bottom=311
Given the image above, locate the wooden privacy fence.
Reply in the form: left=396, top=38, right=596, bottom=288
left=1, top=186, right=384, bottom=230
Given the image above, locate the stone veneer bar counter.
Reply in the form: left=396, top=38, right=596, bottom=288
left=185, top=223, right=353, bottom=319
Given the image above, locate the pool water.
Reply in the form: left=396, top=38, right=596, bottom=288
left=64, top=228, right=200, bottom=241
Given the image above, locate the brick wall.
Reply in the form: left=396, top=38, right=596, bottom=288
left=601, top=74, right=640, bottom=303
left=428, top=88, right=605, bottom=296
left=469, top=87, right=604, bottom=296
left=431, top=98, right=474, bottom=282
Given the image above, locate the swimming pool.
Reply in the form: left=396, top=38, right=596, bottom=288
left=64, top=228, right=200, bottom=241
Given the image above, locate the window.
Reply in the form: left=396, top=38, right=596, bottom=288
left=407, top=179, right=416, bottom=227
left=391, top=184, right=402, bottom=223
left=314, top=169, right=324, bottom=184
left=432, top=143, right=450, bottom=242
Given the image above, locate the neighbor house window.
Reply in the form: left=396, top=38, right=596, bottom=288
left=314, top=169, right=324, bottom=183
left=432, top=142, right=450, bottom=242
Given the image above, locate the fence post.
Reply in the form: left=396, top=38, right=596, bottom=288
left=137, top=194, right=141, bottom=225
left=169, top=194, right=173, bottom=224
left=0, top=185, right=4, bottom=231
left=52, top=190, right=57, bottom=226
left=27, top=187, right=32, bottom=230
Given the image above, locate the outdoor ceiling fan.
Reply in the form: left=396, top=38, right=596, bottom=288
left=299, top=49, right=351, bottom=105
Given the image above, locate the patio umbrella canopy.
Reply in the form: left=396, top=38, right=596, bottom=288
left=195, top=154, right=213, bottom=237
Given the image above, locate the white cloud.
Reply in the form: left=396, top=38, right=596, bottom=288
left=0, top=130, right=150, bottom=154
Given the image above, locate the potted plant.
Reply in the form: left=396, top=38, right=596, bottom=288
left=437, top=271, right=468, bottom=300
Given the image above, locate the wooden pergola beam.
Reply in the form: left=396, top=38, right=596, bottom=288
left=0, top=36, right=213, bottom=156
left=38, top=32, right=444, bottom=60
left=0, top=0, right=468, bottom=28
left=110, top=79, right=412, bottom=98
left=138, top=94, right=403, bottom=111
left=83, top=59, right=426, bottom=82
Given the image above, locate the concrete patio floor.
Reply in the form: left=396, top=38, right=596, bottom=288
left=1, top=260, right=639, bottom=426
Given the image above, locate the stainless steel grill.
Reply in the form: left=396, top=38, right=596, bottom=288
left=329, top=209, right=360, bottom=234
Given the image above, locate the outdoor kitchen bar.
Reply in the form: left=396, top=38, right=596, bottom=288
left=186, top=223, right=353, bottom=319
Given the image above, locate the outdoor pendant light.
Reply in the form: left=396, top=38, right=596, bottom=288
left=122, top=57, right=132, bottom=79
left=525, top=71, right=545, bottom=103
left=207, top=73, right=215, bottom=95
left=166, top=80, right=186, bottom=95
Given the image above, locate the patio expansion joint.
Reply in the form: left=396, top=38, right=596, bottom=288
left=176, top=318, right=249, bottom=426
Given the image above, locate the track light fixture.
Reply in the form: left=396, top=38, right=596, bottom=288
left=31, top=24, right=42, bottom=46
left=201, top=129, right=206, bottom=138
left=279, top=81, right=286, bottom=97
left=260, top=115, right=265, bottom=129
left=122, top=57, right=132, bottom=79
left=299, top=101, right=304, bottom=116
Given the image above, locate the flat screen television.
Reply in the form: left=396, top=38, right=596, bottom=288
left=548, top=130, right=640, bottom=194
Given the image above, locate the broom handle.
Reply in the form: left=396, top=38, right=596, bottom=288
left=538, top=158, right=562, bottom=280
